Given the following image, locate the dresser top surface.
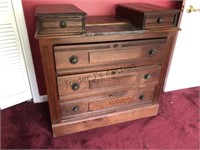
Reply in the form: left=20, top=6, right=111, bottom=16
left=85, top=16, right=142, bottom=36
left=35, top=4, right=86, bottom=16
left=117, top=3, right=180, bottom=14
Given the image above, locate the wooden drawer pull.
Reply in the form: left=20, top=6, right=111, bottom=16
left=71, top=83, right=80, bottom=91
left=69, top=55, right=79, bottom=64
left=60, top=20, right=67, bottom=28
left=72, top=106, right=79, bottom=112
left=157, top=17, right=163, bottom=24
left=139, top=94, right=145, bottom=100
left=148, top=48, right=156, bottom=55
left=144, top=73, right=151, bottom=80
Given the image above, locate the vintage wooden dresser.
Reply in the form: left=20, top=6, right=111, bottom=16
left=35, top=3, right=180, bottom=137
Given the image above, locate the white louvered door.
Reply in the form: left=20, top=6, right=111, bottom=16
left=0, top=0, right=33, bottom=109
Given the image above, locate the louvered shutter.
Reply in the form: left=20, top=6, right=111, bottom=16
left=0, top=0, right=32, bottom=109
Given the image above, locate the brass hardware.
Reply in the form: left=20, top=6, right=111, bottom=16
left=157, top=17, right=163, bottom=23
left=71, top=83, right=80, bottom=91
left=69, top=55, right=78, bottom=64
left=72, top=106, right=79, bottom=112
left=111, top=70, right=116, bottom=74
left=187, top=5, right=200, bottom=13
left=60, top=20, right=67, bottom=28
left=148, top=49, right=156, bottom=55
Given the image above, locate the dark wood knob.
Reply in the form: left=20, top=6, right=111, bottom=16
left=139, top=94, right=145, bottom=100
left=144, top=73, right=151, bottom=79
left=157, top=17, right=163, bottom=24
left=69, top=55, right=78, bottom=64
left=72, top=106, right=79, bottom=112
left=71, top=83, right=79, bottom=91
left=60, top=20, right=67, bottom=28
left=149, top=49, right=156, bottom=55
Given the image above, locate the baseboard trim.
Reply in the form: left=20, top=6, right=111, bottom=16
left=52, top=104, right=159, bottom=137
left=33, top=95, right=48, bottom=103
left=40, top=95, right=48, bottom=102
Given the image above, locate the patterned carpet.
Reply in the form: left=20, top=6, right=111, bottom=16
left=1, top=87, right=199, bottom=149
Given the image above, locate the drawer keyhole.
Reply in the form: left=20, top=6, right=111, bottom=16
left=113, top=44, right=118, bottom=48
left=111, top=70, right=116, bottom=74
left=158, top=63, right=162, bottom=68
left=69, top=55, right=79, bottom=64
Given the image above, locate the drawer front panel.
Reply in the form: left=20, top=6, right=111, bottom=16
left=89, top=49, right=139, bottom=63
left=145, top=13, right=178, bottom=29
left=54, top=39, right=166, bottom=74
left=89, top=75, right=137, bottom=90
left=57, top=65, right=161, bottom=100
left=38, top=16, right=85, bottom=35
left=60, top=87, right=155, bottom=118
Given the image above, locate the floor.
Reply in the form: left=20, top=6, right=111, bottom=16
left=1, top=87, right=200, bottom=149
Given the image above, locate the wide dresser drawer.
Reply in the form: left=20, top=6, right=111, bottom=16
left=57, top=64, right=161, bottom=101
left=54, top=38, right=166, bottom=74
left=60, top=87, right=155, bottom=119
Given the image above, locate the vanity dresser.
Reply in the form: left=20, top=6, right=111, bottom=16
left=35, top=3, right=180, bottom=137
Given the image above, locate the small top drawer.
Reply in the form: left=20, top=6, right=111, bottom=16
left=35, top=5, right=86, bottom=35
left=54, top=38, right=167, bottom=74
left=116, top=3, right=180, bottom=29
left=145, top=13, right=178, bottom=29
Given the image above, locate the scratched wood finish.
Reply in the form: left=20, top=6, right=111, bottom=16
left=35, top=4, right=180, bottom=137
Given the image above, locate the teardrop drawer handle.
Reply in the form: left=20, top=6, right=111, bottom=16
left=157, top=17, right=163, bottom=24
left=69, top=55, right=79, bottom=64
left=71, top=83, right=80, bottom=91
left=72, top=106, right=79, bottom=112
left=60, top=20, right=67, bottom=28
left=148, top=49, right=156, bottom=55
left=144, top=73, right=151, bottom=79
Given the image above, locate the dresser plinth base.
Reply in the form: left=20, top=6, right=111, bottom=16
left=52, top=104, right=159, bottom=137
